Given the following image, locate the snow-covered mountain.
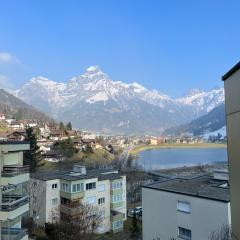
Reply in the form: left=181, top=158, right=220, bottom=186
left=163, top=104, right=226, bottom=137
left=15, top=66, right=225, bottom=134
left=203, top=126, right=226, bottom=140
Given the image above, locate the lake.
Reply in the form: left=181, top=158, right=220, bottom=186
left=134, top=148, right=228, bottom=170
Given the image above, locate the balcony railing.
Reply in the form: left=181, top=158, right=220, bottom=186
left=1, top=228, right=28, bottom=240
left=60, top=204, right=83, bottom=216
left=2, top=165, right=29, bottom=177
left=1, top=195, right=29, bottom=211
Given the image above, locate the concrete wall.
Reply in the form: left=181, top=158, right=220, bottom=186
left=97, top=179, right=111, bottom=233
left=45, top=179, right=61, bottom=222
left=224, top=69, right=240, bottom=240
left=29, top=178, right=47, bottom=225
left=142, top=188, right=231, bottom=240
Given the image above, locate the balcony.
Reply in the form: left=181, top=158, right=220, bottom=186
left=60, top=204, right=84, bottom=217
left=111, top=211, right=124, bottom=233
left=1, top=228, right=28, bottom=240
left=0, top=195, right=29, bottom=221
left=1, top=195, right=29, bottom=211
left=110, top=210, right=124, bottom=222
left=111, top=188, right=123, bottom=195
left=111, top=201, right=124, bottom=210
left=60, top=191, right=84, bottom=200
left=2, top=165, right=29, bottom=177
left=1, top=165, right=29, bottom=186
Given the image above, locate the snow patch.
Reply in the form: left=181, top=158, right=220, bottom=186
left=86, top=92, right=109, bottom=104
left=203, top=126, right=226, bottom=139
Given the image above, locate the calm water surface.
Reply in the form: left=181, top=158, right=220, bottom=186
left=135, top=148, right=227, bottom=170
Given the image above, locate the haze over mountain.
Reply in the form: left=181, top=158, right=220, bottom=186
left=163, top=103, right=226, bottom=137
left=0, top=89, right=53, bottom=124
left=15, top=66, right=225, bottom=135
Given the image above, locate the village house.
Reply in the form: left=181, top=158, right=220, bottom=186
left=42, top=150, right=65, bottom=162
left=150, top=137, right=166, bottom=145
left=7, top=130, right=26, bottom=141
left=0, top=112, right=6, bottom=120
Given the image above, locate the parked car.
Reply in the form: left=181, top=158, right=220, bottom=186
left=128, top=206, right=142, bottom=217
left=134, top=206, right=142, bottom=215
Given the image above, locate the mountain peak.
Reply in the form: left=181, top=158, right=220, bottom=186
left=185, top=88, right=204, bottom=97
left=30, top=76, right=50, bottom=82
left=85, top=65, right=103, bottom=74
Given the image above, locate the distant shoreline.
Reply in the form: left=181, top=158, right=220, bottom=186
left=130, top=143, right=227, bottom=156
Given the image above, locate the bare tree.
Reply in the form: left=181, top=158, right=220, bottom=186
left=209, top=225, right=232, bottom=240
left=46, top=203, right=102, bottom=240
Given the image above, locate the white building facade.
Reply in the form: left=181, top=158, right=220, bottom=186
left=142, top=174, right=231, bottom=240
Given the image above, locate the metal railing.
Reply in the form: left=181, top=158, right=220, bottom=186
left=2, top=165, right=29, bottom=177
left=1, top=195, right=29, bottom=211
left=1, top=228, right=28, bottom=240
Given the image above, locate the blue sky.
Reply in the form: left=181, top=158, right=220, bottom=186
left=0, top=0, right=239, bottom=97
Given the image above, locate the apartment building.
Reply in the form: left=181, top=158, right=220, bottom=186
left=30, top=166, right=127, bottom=234
left=222, top=61, right=240, bottom=240
left=142, top=173, right=231, bottom=240
left=0, top=141, right=30, bottom=240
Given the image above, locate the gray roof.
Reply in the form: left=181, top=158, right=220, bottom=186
left=143, top=174, right=230, bottom=202
left=31, top=168, right=123, bottom=182
left=222, top=61, right=240, bottom=81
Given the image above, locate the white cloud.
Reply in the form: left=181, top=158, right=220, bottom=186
left=0, top=52, right=20, bottom=64
left=0, top=75, right=15, bottom=90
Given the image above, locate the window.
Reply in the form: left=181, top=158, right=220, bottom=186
left=52, top=198, right=58, bottom=205
left=111, top=181, right=123, bottom=190
left=77, top=183, right=84, bottom=192
left=98, top=184, right=105, bottom=192
left=178, top=227, right=192, bottom=240
left=177, top=201, right=190, bottom=213
left=113, top=220, right=123, bottom=230
left=86, top=182, right=96, bottom=190
left=86, top=196, right=97, bottom=205
left=61, top=183, right=70, bottom=192
left=71, top=183, right=84, bottom=193
left=112, top=194, right=123, bottom=203
left=52, top=183, right=58, bottom=189
left=72, top=184, right=77, bottom=193
left=98, top=197, right=105, bottom=205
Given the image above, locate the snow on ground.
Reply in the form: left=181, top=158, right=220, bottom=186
left=203, top=126, right=226, bottom=139
left=86, top=92, right=109, bottom=104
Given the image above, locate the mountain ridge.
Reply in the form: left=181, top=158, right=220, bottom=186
left=15, top=66, right=225, bottom=134
left=0, top=89, right=54, bottom=124
left=163, top=104, right=226, bottom=137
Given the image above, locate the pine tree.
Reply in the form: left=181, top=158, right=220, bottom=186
left=24, top=126, right=43, bottom=173
left=54, top=138, right=76, bottom=158
left=66, top=122, right=72, bottom=131
left=59, top=122, right=65, bottom=131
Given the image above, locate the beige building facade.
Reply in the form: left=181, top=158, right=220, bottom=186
left=30, top=166, right=127, bottom=234
left=223, top=62, right=240, bottom=240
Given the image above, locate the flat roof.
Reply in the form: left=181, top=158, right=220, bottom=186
left=222, top=61, right=240, bottom=81
left=31, top=168, right=123, bottom=182
left=143, top=174, right=230, bottom=202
